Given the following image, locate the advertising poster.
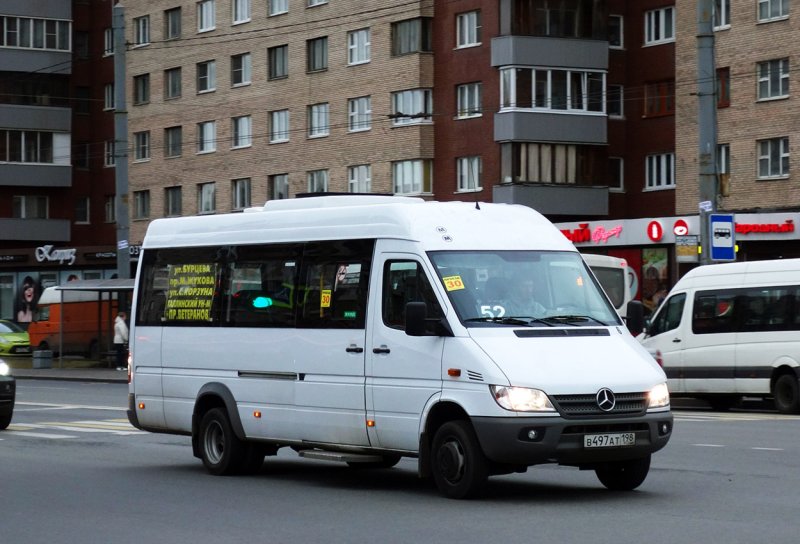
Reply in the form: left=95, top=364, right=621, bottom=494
left=13, top=273, right=41, bottom=328
left=641, top=248, right=669, bottom=314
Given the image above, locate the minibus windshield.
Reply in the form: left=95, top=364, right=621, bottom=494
left=428, top=250, right=621, bottom=327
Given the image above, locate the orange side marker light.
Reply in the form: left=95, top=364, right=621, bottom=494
left=447, top=368, right=461, bottom=377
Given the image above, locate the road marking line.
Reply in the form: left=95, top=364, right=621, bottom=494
left=692, top=443, right=725, bottom=447
left=752, top=447, right=784, bottom=451
left=17, top=401, right=124, bottom=411
left=7, top=431, right=77, bottom=439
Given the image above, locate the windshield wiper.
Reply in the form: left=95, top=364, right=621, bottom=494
left=542, top=315, right=609, bottom=326
left=463, top=316, right=554, bottom=327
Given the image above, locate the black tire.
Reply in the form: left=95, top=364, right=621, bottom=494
left=198, top=407, right=249, bottom=475
left=773, top=373, right=800, bottom=414
left=0, top=412, right=11, bottom=430
left=430, top=420, right=488, bottom=499
left=347, top=455, right=402, bottom=470
left=595, top=455, right=651, bottom=491
left=706, top=395, right=740, bottom=411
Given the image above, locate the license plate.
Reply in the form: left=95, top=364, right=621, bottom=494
left=14, top=346, right=31, bottom=354
left=584, top=432, right=635, bottom=448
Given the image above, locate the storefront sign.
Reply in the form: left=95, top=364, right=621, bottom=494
left=673, top=219, right=689, bottom=236
left=35, top=245, right=77, bottom=266
left=561, top=224, right=623, bottom=244
left=675, top=235, right=699, bottom=263
left=646, top=221, right=664, bottom=242
left=0, top=255, right=28, bottom=263
left=735, top=219, right=794, bottom=235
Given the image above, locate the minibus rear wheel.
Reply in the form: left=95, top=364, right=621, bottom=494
left=595, top=455, right=650, bottom=491
left=431, top=420, right=488, bottom=499
left=199, top=407, right=251, bottom=475
left=773, top=373, right=800, bottom=414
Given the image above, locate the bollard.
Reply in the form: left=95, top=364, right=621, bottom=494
left=32, top=350, right=53, bottom=369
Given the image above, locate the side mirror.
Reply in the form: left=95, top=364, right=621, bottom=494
left=625, top=300, right=644, bottom=336
left=405, top=302, right=453, bottom=337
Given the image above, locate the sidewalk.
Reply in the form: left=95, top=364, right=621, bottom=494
left=4, top=356, right=128, bottom=384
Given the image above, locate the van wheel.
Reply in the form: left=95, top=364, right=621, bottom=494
left=431, top=421, right=488, bottom=499
left=773, top=373, right=800, bottom=414
left=347, top=455, right=402, bottom=469
left=595, top=455, right=650, bottom=491
left=199, top=408, right=249, bottom=475
left=37, top=342, right=50, bottom=352
left=0, top=412, right=11, bottom=430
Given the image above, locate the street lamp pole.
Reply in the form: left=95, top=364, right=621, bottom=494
left=697, top=0, right=719, bottom=265
left=113, top=3, right=130, bottom=279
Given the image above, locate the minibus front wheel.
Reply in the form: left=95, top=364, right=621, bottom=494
left=773, top=373, right=800, bottom=414
left=431, top=420, right=488, bottom=499
left=595, top=455, right=650, bottom=491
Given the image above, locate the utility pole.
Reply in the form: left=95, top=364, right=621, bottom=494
left=113, top=3, right=131, bottom=279
left=697, top=0, right=718, bottom=265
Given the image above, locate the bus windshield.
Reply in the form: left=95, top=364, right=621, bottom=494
left=427, top=250, right=621, bottom=327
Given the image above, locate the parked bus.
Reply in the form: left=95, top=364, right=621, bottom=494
left=127, top=196, right=671, bottom=498
left=581, top=254, right=634, bottom=319
left=639, top=258, right=800, bottom=413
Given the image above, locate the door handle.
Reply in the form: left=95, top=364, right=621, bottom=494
left=345, top=345, right=364, bottom=353
left=672, top=338, right=681, bottom=343
left=373, top=346, right=391, bottom=354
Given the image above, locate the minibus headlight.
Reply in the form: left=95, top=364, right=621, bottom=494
left=490, top=385, right=555, bottom=412
left=648, top=383, right=670, bottom=408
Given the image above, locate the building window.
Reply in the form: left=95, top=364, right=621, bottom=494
left=268, top=44, right=288, bottom=79
left=164, top=126, right=182, bottom=157
left=392, top=18, right=432, bottom=56
left=164, top=7, right=182, bottom=39
left=348, top=165, right=371, bottom=192
left=307, top=169, right=329, bottom=192
left=501, top=143, right=604, bottom=184
left=645, top=80, right=675, bottom=117
left=73, top=142, right=90, bottom=168
left=165, top=67, right=182, bottom=99
left=308, top=0, right=328, bottom=6
left=456, top=82, right=482, bottom=118
left=165, top=186, right=182, bottom=217
left=348, top=28, right=370, bottom=65
left=74, top=87, right=90, bottom=115
left=392, top=159, right=433, bottom=194
left=391, top=89, right=433, bottom=125
left=717, top=67, right=730, bottom=108
left=133, top=15, right=150, bottom=46
left=231, top=52, right=252, bottom=86
left=133, top=131, right=150, bottom=161
left=500, top=67, right=605, bottom=113
left=197, top=121, right=217, bottom=153
left=197, top=60, right=216, bottom=92
left=758, top=0, right=789, bottom=22
left=644, top=7, right=675, bottom=45
left=134, top=191, right=150, bottom=219
left=607, top=84, right=624, bottom=117
left=456, top=11, right=481, bottom=47
left=714, top=0, right=730, bottom=28
left=757, top=59, right=789, bottom=100
left=104, top=140, right=115, bottom=167
left=270, top=110, right=289, bottom=142
left=104, top=83, right=115, bottom=110
left=609, top=157, right=624, bottom=192
left=74, top=197, right=90, bottom=224
left=104, top=27, right=114, bottom=55
left=0, top=130, right=60, bottom=164
left=231, top=115, right=252, bottom=148
left=233, top=0, right=250, bottom=24
left=269, top=0, right=288, bottom=16
left=757, top=137, right=789, bottom=179
left=718, top=143, right=730, bottom=175
left=270, top=173, right=289, bottom=199
left=198, top=0, right=216, bottom=32
left=646, top=153, right=675, bottom=189
left=609, top=15, right=624, bottom=48
left=348, top=96, right=371, bottom=132
left=0, top=17, right=71, bottom=50
left=105, top=196, right=116, bottom=222
left=75, top=31, right=89, bottom=59
left=12, top=196, right=48, bottom=219
left=133, top=73, right=150, bottom=105
left=198, top=182, right=216, bottom=214
left=307, top=37, right=328, bottom=72
left=457, top=156, right=482, bottom=192
left=308, top=103, right=329, bottom=137
left=231, top=178, right=251, bottom=210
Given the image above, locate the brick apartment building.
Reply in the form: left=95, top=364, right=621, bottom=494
left=0, top=0, right=117, bottom=324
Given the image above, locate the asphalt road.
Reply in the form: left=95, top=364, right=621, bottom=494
left=3, top=381, right=799, bottom=544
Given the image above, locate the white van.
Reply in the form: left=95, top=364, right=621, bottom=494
left=639, top=258, right=800, bottom=413
left=581, top=254, right=634, bottom=319
left=127, top=196, right=672, bottom=498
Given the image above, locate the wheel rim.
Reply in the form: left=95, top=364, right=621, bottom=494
left=203, top=420, right=225, bottom=465
left=437, top=438, right=466, bottom=485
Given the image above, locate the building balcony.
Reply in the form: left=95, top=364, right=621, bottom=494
left=0, top=163, right=71, bottom=188
left=0, top=218, right=70, bottom=242
left=493, top=182, right=608, bottom=217
left=494, top=110, right=606, bottom=145
left=491, top=35, right=607, bottom=71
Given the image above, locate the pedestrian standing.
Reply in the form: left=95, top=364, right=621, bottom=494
left=114, top=311, right=129, bottom=370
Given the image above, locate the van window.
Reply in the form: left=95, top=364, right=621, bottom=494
left=740, top=287, right=795, bottom=332
left=692, top=291, right=736, bottom=334
left=382, top=261, right=444, bottom=330
left=647, top=293, right=685, bottom=337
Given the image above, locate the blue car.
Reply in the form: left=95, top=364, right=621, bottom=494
left=0, top=359, right=14, bottom=430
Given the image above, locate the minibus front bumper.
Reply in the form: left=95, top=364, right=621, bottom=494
left=471, top=411, right=673, bottom=467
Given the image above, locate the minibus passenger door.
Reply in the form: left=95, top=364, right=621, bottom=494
left=366, top=257, right=446, bottom=452
left=642, top=293, right=687, bottom=393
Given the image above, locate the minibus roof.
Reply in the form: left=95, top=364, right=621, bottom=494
left=674, top=258, right=800, bottom=290
left=142, top=196, right=576, bottom=253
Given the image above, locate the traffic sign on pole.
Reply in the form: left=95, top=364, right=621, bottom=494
left=709, top=213, right=735, bottom=261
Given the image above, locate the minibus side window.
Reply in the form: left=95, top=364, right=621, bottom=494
left=382, top=260, right=443, bottom=330
left=740, top=287, right=796, bottom=332
left=692, top=290, right=736, bottom=334
left=648, top=293, right=685, bottom=337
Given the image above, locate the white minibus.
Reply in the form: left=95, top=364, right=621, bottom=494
left=639, top=258, right=800, bottom=413
left=127, top=196, right=672, bottom=498
left=581, top=254, right=634, bottom=319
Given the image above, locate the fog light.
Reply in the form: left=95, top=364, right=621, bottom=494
left=659, top=421, right=671, bottom=435
left=527, top=430, right=538, bottom=440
